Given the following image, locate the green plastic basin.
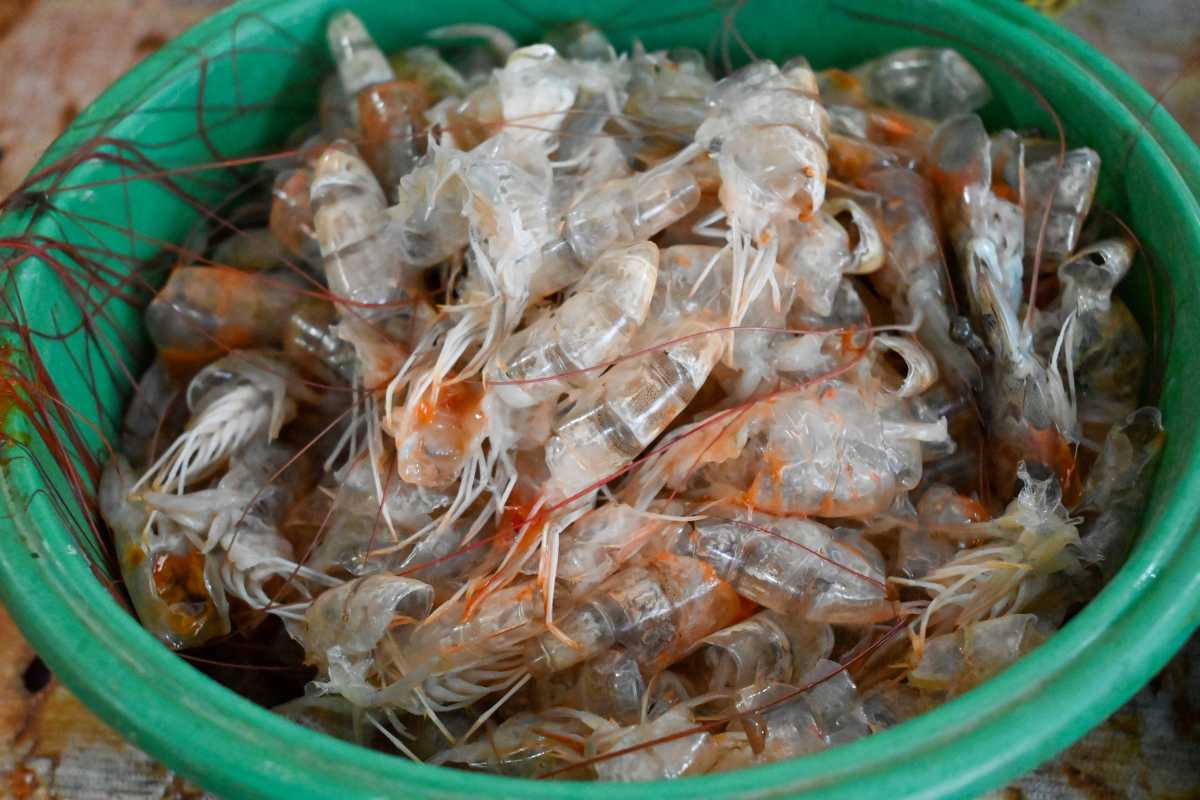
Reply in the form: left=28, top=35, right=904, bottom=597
left=2, top=1, right=1199, bottom=798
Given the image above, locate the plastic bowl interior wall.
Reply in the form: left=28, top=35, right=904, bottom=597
left=1, top=1, right=1199, bottom=798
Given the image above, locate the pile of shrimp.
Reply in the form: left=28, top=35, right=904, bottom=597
left=98, top=12, right=1165, bottom=780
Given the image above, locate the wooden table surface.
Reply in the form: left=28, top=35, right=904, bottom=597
left=0, top=1, right=1197, bottom=798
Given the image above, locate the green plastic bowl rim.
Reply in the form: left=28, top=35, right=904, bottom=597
left=2, top=1, right=1199, bottom=798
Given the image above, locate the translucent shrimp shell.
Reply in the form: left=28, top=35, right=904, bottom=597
left=356, top=80, right=427, bottom=197
left=543, top=315, right=723, bottom=501
left=682, top=383, right=949, bottom=519
left=625, top=48, right=714, bottom=144
left=497, top=44, right=580, bottom=145
left=531, top=648, right=647, bottom=724
left=909, top=614, right=1049, bottom=693
left=555, top=503, right=677, bottom=592
left=327, top=10, right=396, bottom=98
left=680, top=610, right=834, bottom=695
left=565, top=167, right=701, bottom=265
left=1023, top=147, right=1100, bottom=263
left=100, top=457, right=230, bottom=650
left=487, top=241, right=660, bottom=408
left=681, top=516, right=894, bottom=624
left=528, top=553, right=745, bottom=675
left=589, top=704, right=719, bottom=781
left=696, top=59, right=829, bottom=233
left=145, top=266, right=297, bottom=372
left=311, top=141, right=407, bottom=318
left=393, top=381, right=486, bottom=488
left=270, top=168, right=320, bottom=264
left=855, top=48, right=990, bottom=121
left=303, top=574, right=435, bottom=664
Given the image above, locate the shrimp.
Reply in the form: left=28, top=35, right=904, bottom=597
left=390, top=380, right=487, bottom=490
left=542, top=58, right=629, bottom=195
left=895, top=464, right=1082, bottom=645
left=389, top=512, right=491, bottom=601
left=311, top=140, right=434, bottom=386
left=553, top=502, right=680, bottom=594
left=840, top=48, right=990, bottom=121
left=564, top=168, right=701, bottom=266
left=380, top=143, right=472, bottom=269
left=389, top=46, right=467, bottom=104
left=134, top=351, right=309, bottom=494
left=897, top=491, right=960, bottom=578
left=270, top=167, right=322, bottom=266
left=529, top=648, right=647, bottom=725
left=140, top=439, right=338, bottom=613
left=542, top=315, right=724, bottom=504
left=302, top=440, right=457, bottom=579
left=1076, top=407, right=1164, bottom=580
left=302, top=455, right=460, bottom=582
left=924, top=110, right=1081, bottom=501
left=928, top=113, right=1025, bottom=313
left=304, top=574, right=435, bottom=706
left=687, top=59, right=830, bottom=322
left=356, top=80, right=428, bottom=200
left=625, top=45, right=714, bottom=157
left=305, top=507, right=402, bottom=578
left=695, top=59, right=829, bottom=236
left=372, top=582, right=546, bottom=713
left=653, top=377, right=949, bottom=520
left=785, top=659, right=872, bottom=746
left=431, top=708, right=598, bottom=777
left=327, top=11, right=396, bottom=105
left=678, top=610, right=834, bottom=696
left=305, top=497, right=484, bottom=590
left=494, top=44, right=582, bottom=148
left=144, top=265, right=299, bottom=375
left=650, top=243, right=786, bottom=397
left=727, top=665, right=870, bottom=761
left=527, top=553, right=746, bottom=677
left=777, top=195, right=885, bottom=317
left=485, top=241, right=659, bottom=409
left=651, top=244, right=763, bottom=329
left=965, top=235, right=1078, bottom=502
left=336, top=444, right=453, bottom=529
left=908, top=614, right=1050, bottom=694
left=311, top=140, right=417, bottom=320
left=580, top=703, right=720, bottom=781
left=282, top=296, right=357, bottom=384
left=100, top=456, right=230, bottom=649
left=673, top=515, right=895, bottom=625
left=1037, top=239, right=1146, bottom=440
left=1021, top=145, right=1100, bottom=265
left=858, top=166, right=979, bottom=394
